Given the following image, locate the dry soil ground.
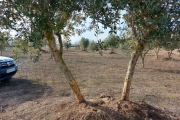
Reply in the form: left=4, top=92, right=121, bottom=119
left=0, top=47, right=180, bottom=120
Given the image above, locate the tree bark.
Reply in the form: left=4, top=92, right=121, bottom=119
left=44, top=29, right=85, bottom=103
left=121, top=41, right=145, bottom=100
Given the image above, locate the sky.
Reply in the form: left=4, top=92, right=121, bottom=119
left=67, top=11, right=126, bottom=44
left=69, top=22, right=112, bottom=44
left=67, top=19, right=115, bottom=44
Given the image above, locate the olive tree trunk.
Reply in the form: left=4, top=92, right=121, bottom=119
left=121, top=11, right=152, bottom=100
left=44, top=30, right=85, bottom=103
left=121, top=42, right=144, bottom=100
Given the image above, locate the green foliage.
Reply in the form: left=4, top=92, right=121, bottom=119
left=0, top=42, right=6, bottom=55
left=119, top=39, right=136, bottom=57
left=162, top=40, right=180, bottom=58
left=162, top=41, right=180, bottom=52
left=89, top=40, right=98, bottom=56
left=102, top=41, right=108, bottom=50
left=0, top=31, right=10, bottom=55
left=1, top=0, right=86, bottom=62
left=12, top=37, right=42, bottom=62
left=79, top=37, right=89, bottom=51
left=105, top=34, right=120, bottom=48
left=104, top=34, right=120, bottom=53
left=89, top=41, right=98, bottom=52
left=63, top=41, right=71, bottom=50
left=2, top=0, right=179, bottom=60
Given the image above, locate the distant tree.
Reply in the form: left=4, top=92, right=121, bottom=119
left=140, top=43, right=153, bottom=68
left=119, top=39, right=136, bottom=57
left=102, top=40, right=108, bottom=50
left=0, top=32, right=9, bottom=55
left=89, top=40, right=98, bottom=57
left=0, top=42, right=6, bottom=55
left=80, top=37, right=89, bottom=51
left=119, top=39, right=153, bottom=68
left=74, top=42, right=80, bottom=50
left=150, top=40, right=163, bottom=59
left=63, top=41, right=71, bottom=51
left=162, top=41, right=180, bottom=59
left=104, top=34, right=120, bottom=54
left=42, top=38, right=48, bottom=50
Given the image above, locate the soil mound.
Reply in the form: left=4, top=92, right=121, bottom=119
left=49, top=95, right=179, bottom=120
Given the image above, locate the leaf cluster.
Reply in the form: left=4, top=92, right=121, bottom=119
left=104, top=34, right=120, bottom=49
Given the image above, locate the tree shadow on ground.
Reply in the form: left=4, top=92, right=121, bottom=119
left=152, top=68, right=180, bottom=74
left=0, top=78, right=52, bottom=109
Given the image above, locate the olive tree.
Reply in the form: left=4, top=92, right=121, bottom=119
left=162, top=41, right=180, bottom=59
left=104, top=34, right=120, bottom=54
left=79, top=37, right=89, bottom=51
left=114, top=0, right=179, bottom=100
left=89, top=40, right=98, bottom=57
left=63, top=41, right=71, bottom=51
left=90, top=0, right=180, bottom=100
left=2, top=0, right=179, bottom=102
left=151, top=39, right=163, bottom=59
left=1, top=0, right=87, bottom=103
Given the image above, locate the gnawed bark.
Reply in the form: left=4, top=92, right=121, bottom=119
left=121, top=42, right=145, bottom=100
left=44, top=29, right=85, bottom=103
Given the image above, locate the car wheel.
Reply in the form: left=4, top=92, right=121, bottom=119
left=1, top=77, right=12, bottom=83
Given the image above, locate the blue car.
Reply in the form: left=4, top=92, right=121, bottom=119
left=0, top=56, right=18, bottom=82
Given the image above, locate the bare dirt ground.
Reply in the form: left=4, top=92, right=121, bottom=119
left=0, top=47, right=180, bottom=120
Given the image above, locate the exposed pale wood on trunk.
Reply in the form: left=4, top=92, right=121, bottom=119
left=44, top=29, right=85, bottom=103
